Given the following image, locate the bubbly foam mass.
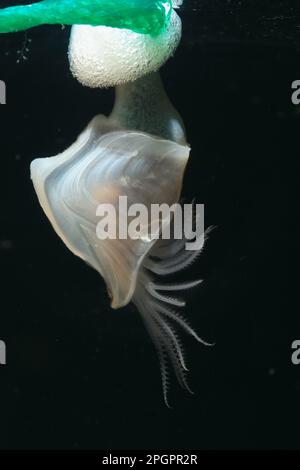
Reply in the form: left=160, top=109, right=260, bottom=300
left=68, top=10, right=182, bottom=88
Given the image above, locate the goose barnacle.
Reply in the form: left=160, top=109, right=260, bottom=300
left=31, top=71, right=213, bottom=406
left=0, top=0, right=213, bottom=405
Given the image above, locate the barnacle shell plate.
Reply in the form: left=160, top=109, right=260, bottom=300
left=31, top=116, right=190, bottom=308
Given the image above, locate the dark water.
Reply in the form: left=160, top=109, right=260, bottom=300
left=0, top=0, right=298, bottom=450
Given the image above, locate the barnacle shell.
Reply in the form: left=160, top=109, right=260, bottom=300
left=31, top=115, right=190, bottom=308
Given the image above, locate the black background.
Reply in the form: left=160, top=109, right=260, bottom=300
left=0, top=0, right=298, bottom=450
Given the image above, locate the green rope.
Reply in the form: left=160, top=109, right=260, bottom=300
left=0, top=0, right=172, bottom=36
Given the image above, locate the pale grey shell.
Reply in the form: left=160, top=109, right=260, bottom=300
left=30, top=115, right=190, bottom=308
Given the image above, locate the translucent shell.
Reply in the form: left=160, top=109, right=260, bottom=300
left=31, top=115, right=190, bottom=309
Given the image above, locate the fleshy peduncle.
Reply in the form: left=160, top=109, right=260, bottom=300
left=0, top=0, right=172, bottom=36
